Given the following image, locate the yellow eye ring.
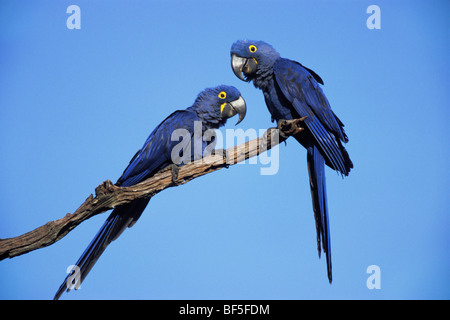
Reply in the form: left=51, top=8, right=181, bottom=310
left=249, top=45, right=257, bottom=53
left=218, top=91, right=227, bottom=99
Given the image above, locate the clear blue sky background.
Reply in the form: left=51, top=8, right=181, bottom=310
left=0, top=0, right=448, bottom=300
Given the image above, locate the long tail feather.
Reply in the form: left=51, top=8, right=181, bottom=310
left=307, top=146, right=332, bottom=283
left=53, top=198, right=150, bottom=300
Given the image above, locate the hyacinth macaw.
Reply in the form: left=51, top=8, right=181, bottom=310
left=54, top=85, right=246, bottom=299
left=231, top=40, right=353, bottom=283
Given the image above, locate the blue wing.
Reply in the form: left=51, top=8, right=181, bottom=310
left=117, top=110, right=199, bottom=187
left=273, top=58, right=351, bottom=175
left=54, top=109, right=200, bottom=299
left=273, top=58, right=356, bottom=283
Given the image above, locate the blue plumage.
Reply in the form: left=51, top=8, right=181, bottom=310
left=231, top=40, right=353, bottom=283
left=54, top=85, right=246, bottom=299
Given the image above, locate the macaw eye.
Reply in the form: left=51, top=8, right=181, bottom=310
left=218, top=91, right=227, bottom=99
left=249, top=45, right=257, bottom=53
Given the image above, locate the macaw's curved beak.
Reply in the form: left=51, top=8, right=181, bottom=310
left=231, top=54, right=257, bottom=82
left=221, top=95, right=247, bottom=125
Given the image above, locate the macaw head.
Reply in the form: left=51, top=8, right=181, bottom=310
left=193, top=85, right=247, bottom=127
left=230, top=40, right=280, bottom=82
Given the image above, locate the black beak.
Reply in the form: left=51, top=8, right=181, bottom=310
left=220, top=95, right=247, bottom=125
left=231, top=54, right=247, bottom=81
left=231, top=54, right=257, bottom=82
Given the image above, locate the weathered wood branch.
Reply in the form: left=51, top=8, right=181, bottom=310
left=0, top=119, right=304, bottom=261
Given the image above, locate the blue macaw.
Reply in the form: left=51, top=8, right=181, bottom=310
left=54, top=85, right=246, bottom=299
left=231, top=40, right=353, bottom=283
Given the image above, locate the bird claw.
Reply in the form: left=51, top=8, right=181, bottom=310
left=169, top=164, right=179, bottom=184
left=211, top=148, right=225, bottom=157
left=261, top=127, right=282, bottom=149
left=277, top=117, right=307, bottom=137
left=263, top=126, right=278, bottom=140
left=212, top=148, right=230, bottom=168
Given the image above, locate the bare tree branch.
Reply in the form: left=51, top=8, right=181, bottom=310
left=0, top=119, right=304, bottom=261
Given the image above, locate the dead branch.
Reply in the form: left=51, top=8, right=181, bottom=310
left=0, top=119, right=304, bottom=260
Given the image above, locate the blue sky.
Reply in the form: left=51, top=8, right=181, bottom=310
left=0, top=0, right=448, bottom=299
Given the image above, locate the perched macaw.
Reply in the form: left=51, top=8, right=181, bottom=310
left=54, top=85, right=246, bottom=299
left=231, top=40, right=353, bottom=283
